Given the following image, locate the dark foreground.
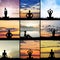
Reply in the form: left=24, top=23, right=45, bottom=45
left=41, top=58, right=60, bottom=60
left=0, top=58, right=40, bottom=60
left=0, top=58, right=60, bottom=60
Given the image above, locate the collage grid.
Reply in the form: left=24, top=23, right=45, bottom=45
left=0, top=0, right=59, bottom=60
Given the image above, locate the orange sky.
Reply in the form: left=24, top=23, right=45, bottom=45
left=41, top=40, right=60, bottom=58
left=0, top=20, right=19, bottom=38
left=20, top=40, right=40, bottom=59
left=20, top=13, right=40, bottom=18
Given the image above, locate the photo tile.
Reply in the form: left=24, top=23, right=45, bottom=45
left=20, top=20, right=40, bottom=39
left=0, top=0, right=19, bottom=18
left=41, top=0, right=60, bottom=18
left=41, top=20, right=60, bottom=40
left=20, top=40, right=40, bottom=59
left=41, top=40, right=60, bottom=59
left=0, top=20, right=20, bottom=39
left=0, top=40, right=19, bottom=58
left=20, top=0, right=40, bottom=18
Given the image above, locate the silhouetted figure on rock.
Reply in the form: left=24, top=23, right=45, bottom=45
left=2, top=50, right=7, bottom=58
left=24, top=31, right=32, bottom=38
left=27, top=49, right=33, bottom=59
left=4, top=8, right=8, bottom=18
left=6, top=30, right=13, bottom=39
left=49, top=49, right=55, bottom=60
left=26, top=10, right=33, bottom=19
left=47, top=9, right=53, bottom=18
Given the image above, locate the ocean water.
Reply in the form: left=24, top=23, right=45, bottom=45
left=21, top=31, right=40, bottom=37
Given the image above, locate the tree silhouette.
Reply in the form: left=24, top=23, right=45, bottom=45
left=26, top=10, right=33, bottom=19
left=27, top=49, right=33, bottom=59
left=44, top=25, right=59, bottom=37
left=49, top=28, right=56, bottom=37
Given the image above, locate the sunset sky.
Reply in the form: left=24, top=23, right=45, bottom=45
left=0, top=20, right=19, bottom=38
left=20, top=0, right=40, bottom=18
left=41, top=40, right=60, bottom=58
left=41, top=20, right=60, bottom=37
left=21, top=20, right=39, bottom=27
left=20, top=40, right=40, bottom=59
left=0, top=40, right=19, bottom=58
left=41, top=0, right=60, bottom=18
left=20, top=20, right=40, bottom=37
left=0, top=0, right=19, bottom=17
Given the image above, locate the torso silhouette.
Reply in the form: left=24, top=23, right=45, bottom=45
left=2, top=50, right=7, bottom=58
left=49, top=49, right=54, bottom=58
left=6, top=30, right=12, bottom=39
left=27, top=49, right=33, bottom=59
left=4, top=8, right=7, bottom=17
left=49, top=11, right=52, bottom=17
left=48, top=9, right=53, bottom=18
left=24, top=31, right=26, bottom=37
left=24, top=31, right=31, bottom=38
left=26, top=10, right=33, bottom=19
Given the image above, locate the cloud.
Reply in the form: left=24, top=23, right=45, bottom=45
left=21, top=3, right=30, bottom=8
left=21, top=26, right=39, bottom=31
left=31, top=3, right=40, bottom=10
left=41, top=46, right=60, bottom=48
left=0, top=0, right=19, bottom=17
left=54, top=50, right=60, bottom=53
left=20, top=0, right=40, bottom=13
left=0, top=0, right=1, bottom=3
left=9, top=50, right=19, bottom=58
left=0, top=27, right=18, bottom=32
left=20, top=40, right=40, bottom=44
left=20, top=40, right=26, bottom=43
left=41, top=0, right=60, bottom=17
left=20, top=51, right=40, bottom=57
left=6, top=28, right=18, bottom=32
left=21, top=0, right=39, bottom=6
left=42, top=25, right=60, bottom=35
left=20, top=47, right=40, bottom=51
left=20, top=52, right=27, bottom=56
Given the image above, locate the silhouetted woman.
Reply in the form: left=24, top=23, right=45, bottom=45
left=6, top=30, right=13, bottom=39
left=47, top=9, right=53, bottom=18
left=49, top=49, right=55, bottom=59
left=24, top=31, right=26, bottom=37
left=24, top=31, right=32, bottom=38
left=4, top=8, right=7, bottom=17
left=2, top=50, right=7, bottom=58
left=27, top=49, right=33, bottom=59
left=26, top=10, right=33, bottom=19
